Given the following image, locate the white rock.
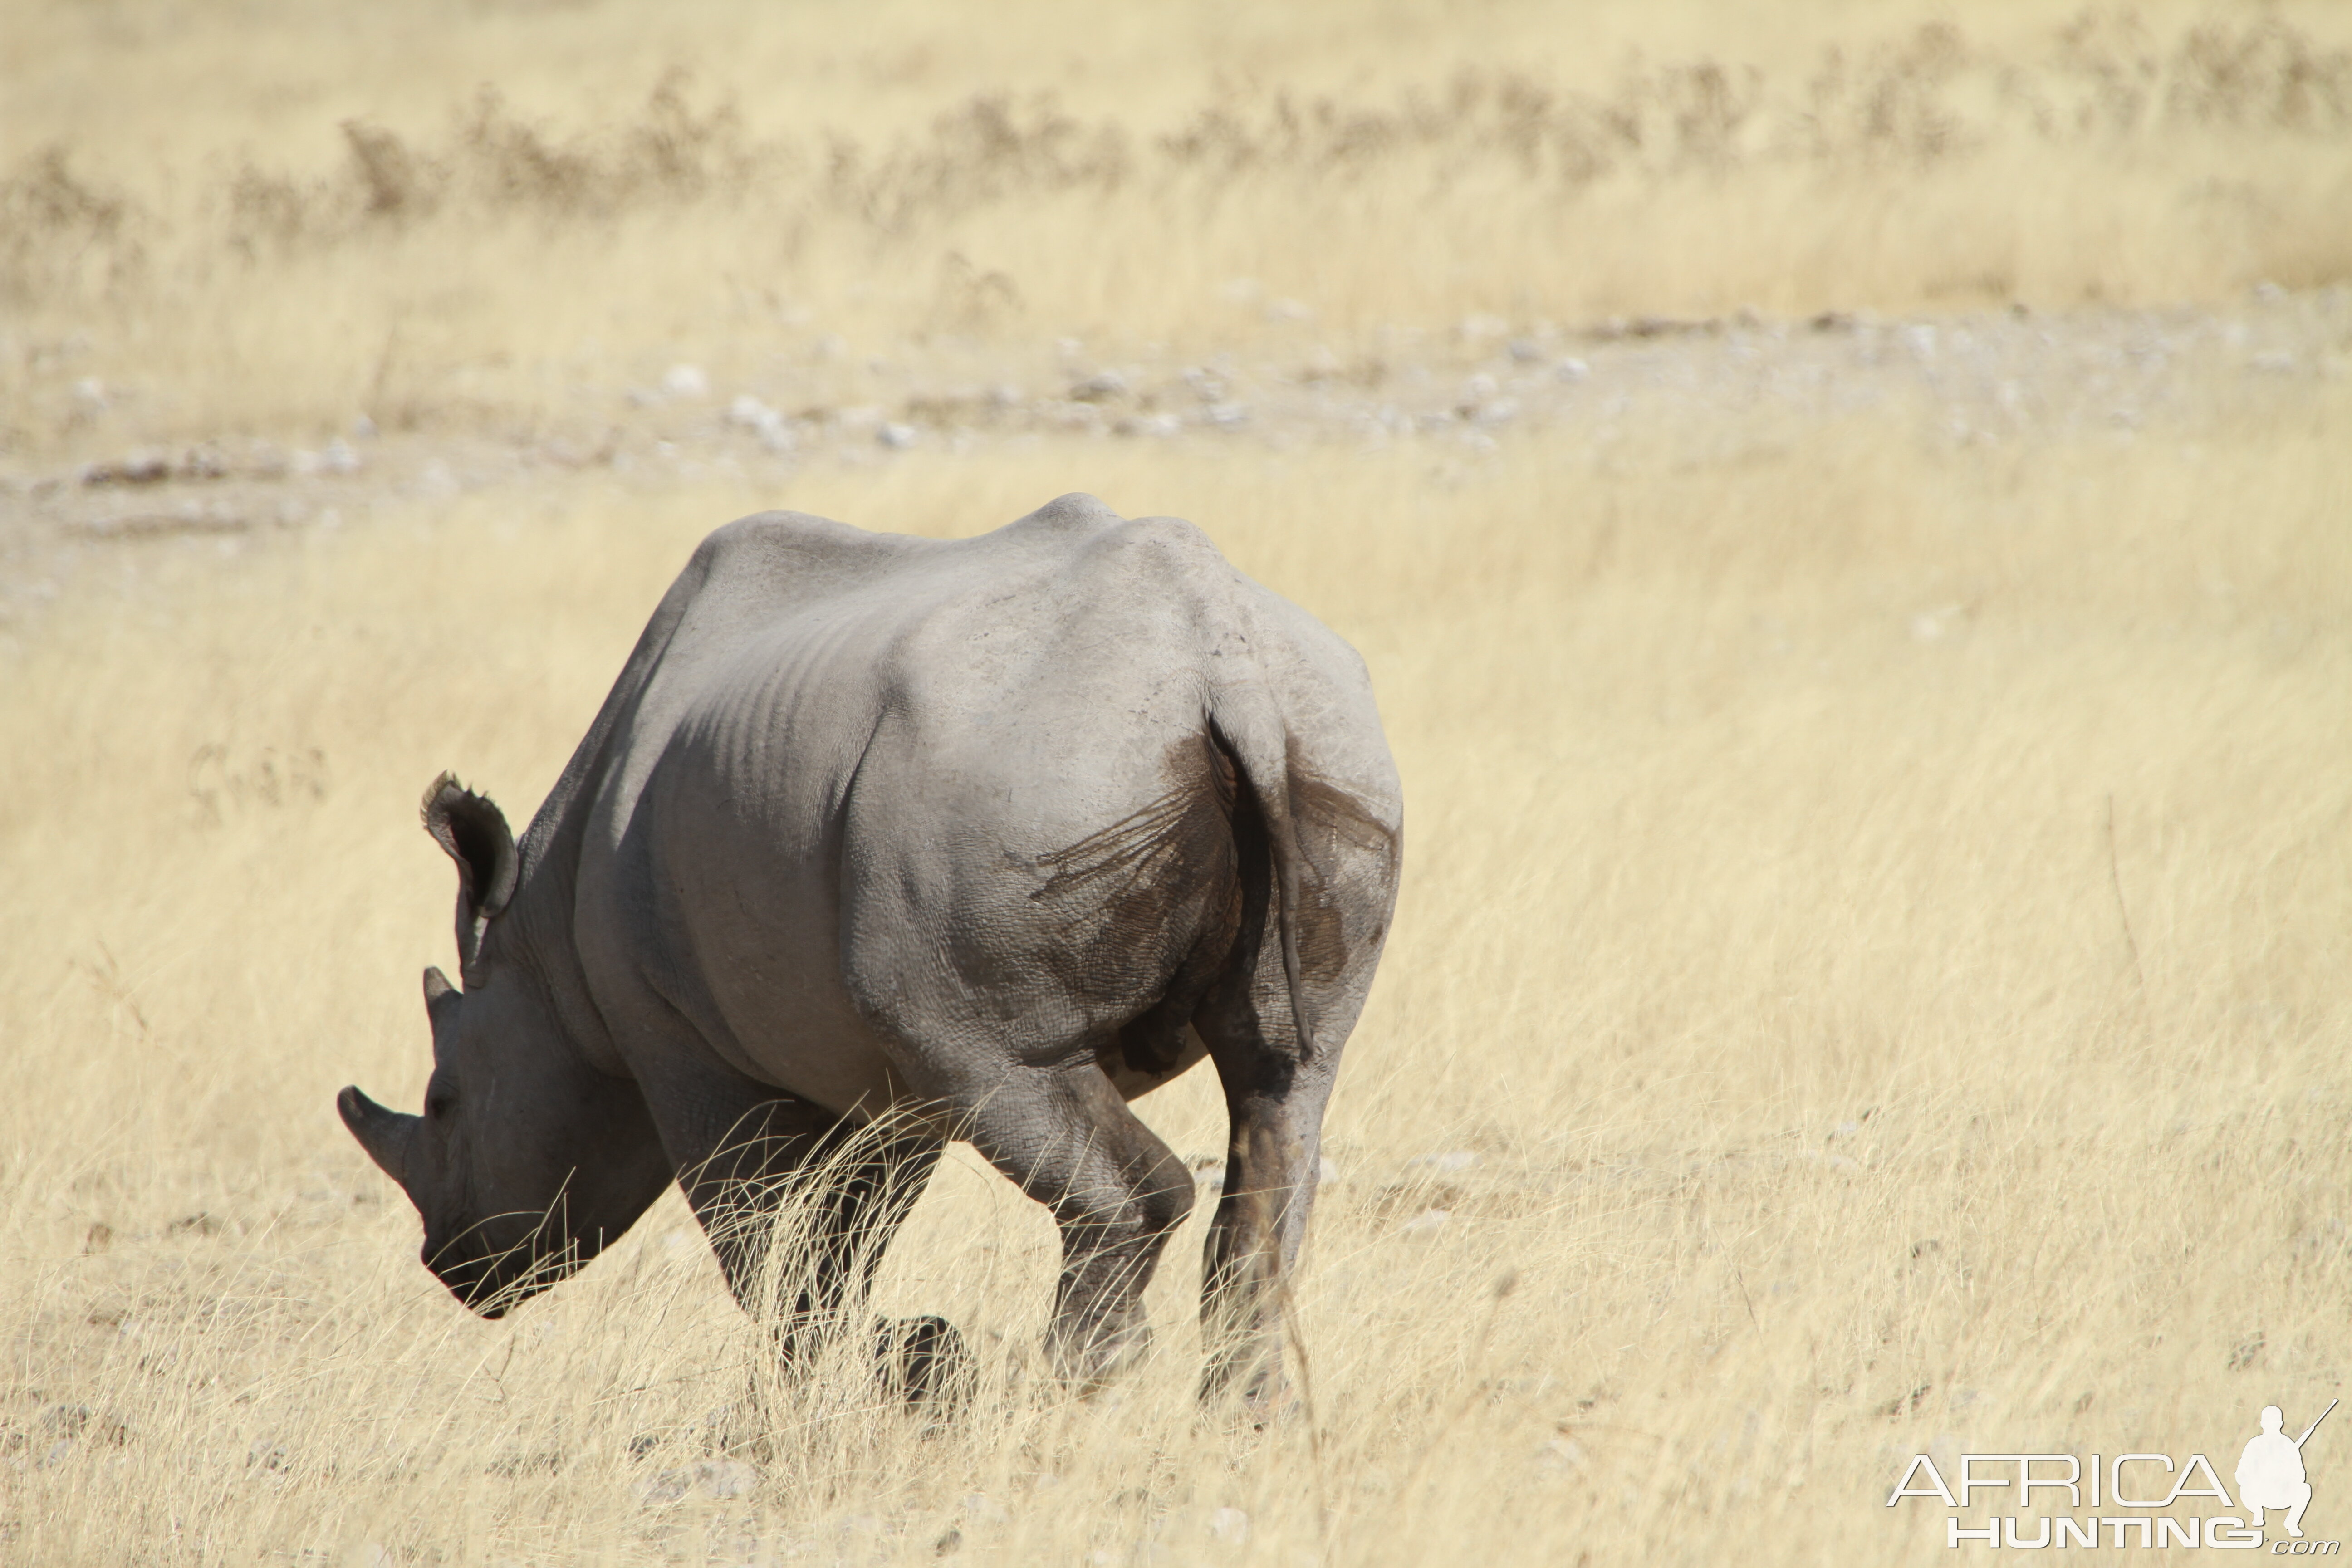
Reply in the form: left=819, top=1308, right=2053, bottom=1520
left=662, top=364, right=710, bottom=398
left=1207, top=1506, right=1251, bottom=1543
left=1910, top=606, right=1961, bottom=643
left=638, top=1458, right=759, bottom=1505
left=1205, top=402, right=1251, bottom=430
left=1536, top=1436, right=1588, bottom=1475
left=321, top=438, right=361, bottom=475
left=703, top=1459, right=758, bottom=1498
left=877, top=422, right=919, bottom=449
left=1555, top=358, right=1591, bottom=382
left=729, top=396, right=795, bottom=452
left=1400, top=1208, right=1453, bottom=1236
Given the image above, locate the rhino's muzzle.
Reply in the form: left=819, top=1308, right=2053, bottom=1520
left=425, top=1232, right=564, bottom=1318
left=338, top=1084, right=420, bottom=1191
left=426, top=1240, right=511, bottom=1317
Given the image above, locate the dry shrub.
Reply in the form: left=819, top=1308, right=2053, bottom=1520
left=1, top=7, right=2347, bottom=451
left=13, top=12, right=2351, bottom=291
left=0, top=148, right=141, bottom=306
left=220, top=74, right=757, bottom=255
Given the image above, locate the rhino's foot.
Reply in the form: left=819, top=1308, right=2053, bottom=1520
left=1049, top=1317, right=1156, bottom=1396
left=1199, top=1352, right=1295, bottom=1427
left=873, top=1314, right=972, bottom=1409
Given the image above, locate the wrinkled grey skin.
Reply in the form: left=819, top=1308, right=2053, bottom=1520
left=339, top=494, right=1401, bottom=1406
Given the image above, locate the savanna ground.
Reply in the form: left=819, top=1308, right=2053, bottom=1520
left=4, top=0, right=2352, bottom=1562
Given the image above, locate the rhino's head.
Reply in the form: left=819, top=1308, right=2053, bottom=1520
left=338, top=776, right=671, bottom=1316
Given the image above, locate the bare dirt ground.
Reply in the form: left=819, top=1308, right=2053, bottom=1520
left=5, top=286, right=2345, bottom=636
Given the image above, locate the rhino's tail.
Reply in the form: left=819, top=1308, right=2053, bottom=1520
left=1207, top=693, right=1318, bottom=1060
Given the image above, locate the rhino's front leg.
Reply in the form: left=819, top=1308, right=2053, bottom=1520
left=636, top=1061, right=956, bottom=1400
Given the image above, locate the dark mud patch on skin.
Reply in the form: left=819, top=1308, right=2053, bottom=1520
left=1284, top=735, right=1400, bottom=985
left=1029, top=731, right=1398, bottom=1076
left=1031, top=735, right=1245, bottom=1080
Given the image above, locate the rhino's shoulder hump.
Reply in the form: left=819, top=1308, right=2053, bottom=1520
left=1004, top=492, right=1124, bottom=534
left=697, top=510, right=923, bottom=579
left=672, top=511, right=936, bottom=624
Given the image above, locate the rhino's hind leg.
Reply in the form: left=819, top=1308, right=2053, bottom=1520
left=1189, top=811, right=1348, bottom=1414
left=649, top=1074, right=955, bottom=1401
left=955, top=1061, right=1196, bottom=1389
left=1192, top=1033, right=1337, bottom=1414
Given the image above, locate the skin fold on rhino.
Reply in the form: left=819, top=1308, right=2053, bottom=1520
left=338, top=493, right=1402, bottom=1409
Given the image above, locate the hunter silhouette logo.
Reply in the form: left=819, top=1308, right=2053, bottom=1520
left=1886, top=1396, right=2343, bottom=1550
left=2242, top=1400, right=2335, bottom=1540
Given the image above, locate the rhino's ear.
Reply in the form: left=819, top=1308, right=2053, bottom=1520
left=421, top=773, right=518, bottom=981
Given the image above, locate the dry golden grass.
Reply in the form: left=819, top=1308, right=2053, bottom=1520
left=5, top=0, right=2352, bottom=1563
left=4, top=395, right=2350, bottom=1561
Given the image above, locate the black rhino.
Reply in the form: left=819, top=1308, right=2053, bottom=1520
left=338, top=494, right=1401, bottom=1406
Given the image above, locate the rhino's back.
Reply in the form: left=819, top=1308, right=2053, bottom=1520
left=575, top=495, right=1390, bottom=1112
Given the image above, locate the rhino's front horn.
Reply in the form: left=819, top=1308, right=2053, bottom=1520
left=338, top=1085, right=421, bottom=1191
